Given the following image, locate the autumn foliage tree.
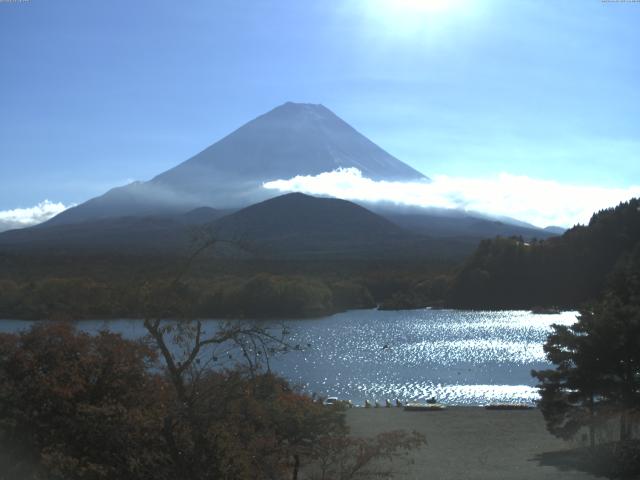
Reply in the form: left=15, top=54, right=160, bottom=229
left=0, top=323, right=348, bottom=480
left=0, top=323, right=167, bottom=480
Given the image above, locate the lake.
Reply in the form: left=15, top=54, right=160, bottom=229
left=0, top=309, right=578, bottom=406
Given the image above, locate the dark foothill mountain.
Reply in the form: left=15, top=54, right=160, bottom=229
left=47, top=102, right=428, bottom=226
left=205, top=193, right=486, bottom=260
left=215, top=193, right=402, bottom=240
left=447, top=198, right=640, bottom=309
left=211, top=192, right=412, bottom=257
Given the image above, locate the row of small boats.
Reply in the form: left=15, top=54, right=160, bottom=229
left=325, top=397, right=534, bottom=411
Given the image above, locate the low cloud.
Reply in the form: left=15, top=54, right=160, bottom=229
left=0, top=200, right=71, bottom=232
left=264, top=168, right=640, bottom=228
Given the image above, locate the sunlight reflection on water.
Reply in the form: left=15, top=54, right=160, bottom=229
left=0, top=309, right=578, bottom=406
left=266, top=309, right=578, bottom=405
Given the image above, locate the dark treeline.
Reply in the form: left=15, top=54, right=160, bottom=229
left=447, top=198, right=640, bottom=309
left=0, top=253, right=455, bottom=320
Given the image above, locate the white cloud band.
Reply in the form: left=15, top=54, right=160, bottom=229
left=264, top=168, right=640, bottom=228
left=0, top=200, right=71, bottom=232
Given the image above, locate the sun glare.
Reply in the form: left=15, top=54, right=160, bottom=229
left=357, top=0, right=473, bottom=40
left=392, top=0, right=458, bottom=13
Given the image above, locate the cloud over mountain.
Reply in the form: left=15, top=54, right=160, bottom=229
left=0, top=200, right=71, bottom=232
left=263, top=168, right=640, bottom=228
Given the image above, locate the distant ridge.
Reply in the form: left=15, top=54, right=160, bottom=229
left=0, top=193, right=434, bottom=259
left=370, top=205, right=558, bottom=241
left=47, top=102, right=428, bottom=225
left=0, top=207, right=228, bottom=254
left=543, top=226, right=566, bottom=235
left=0, top=192, right=554, bottom=260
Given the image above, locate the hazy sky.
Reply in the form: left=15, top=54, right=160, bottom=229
left=0, top=0, right=638, bottom=225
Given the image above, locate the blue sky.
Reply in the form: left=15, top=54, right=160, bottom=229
left=0, top=0, right=638, bottom=224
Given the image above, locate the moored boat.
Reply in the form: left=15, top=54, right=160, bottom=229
left=403, top=402, right=446, bottom=411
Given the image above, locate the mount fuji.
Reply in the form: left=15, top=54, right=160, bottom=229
left=0, top=102, right=559, bottom=257
left=48, top=102, right=427, bottom=225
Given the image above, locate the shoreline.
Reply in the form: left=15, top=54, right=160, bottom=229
left=0, top=307, right=579, bottom=323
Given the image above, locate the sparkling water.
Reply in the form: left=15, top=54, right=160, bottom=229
left=0, top=309, right=578, bottom=406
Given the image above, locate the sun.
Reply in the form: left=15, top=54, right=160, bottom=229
left=391, top=0, right=459, bottom=14
left=357, top=0, right=471, bottom=40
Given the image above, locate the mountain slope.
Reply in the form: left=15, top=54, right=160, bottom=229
left=0, top=208, right=227, bottom=254
left=48, top=102, right=427, bottom=225
left=0, top=193, right=475, bottom=260
left=372, top=206, right=557, bottom=240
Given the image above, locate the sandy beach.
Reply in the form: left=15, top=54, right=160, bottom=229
left=345, top=407, right=603, bottom=480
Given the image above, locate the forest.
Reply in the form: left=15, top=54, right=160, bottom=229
left=0, top=251, right=453, bottom=320
left=447, top=198, right=640, bottom=309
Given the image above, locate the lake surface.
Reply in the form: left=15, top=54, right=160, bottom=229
left=0, top=309, right=578, bottom=406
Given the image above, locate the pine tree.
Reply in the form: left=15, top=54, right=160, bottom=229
left=533, top=244, right=640, bottom=447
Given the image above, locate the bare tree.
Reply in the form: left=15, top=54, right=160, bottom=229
left=141, top=236, right=292, bottom=479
